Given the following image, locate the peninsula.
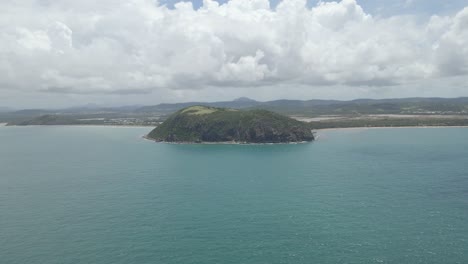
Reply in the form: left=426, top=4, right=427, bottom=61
left=146, top=106, right=315, bottom=143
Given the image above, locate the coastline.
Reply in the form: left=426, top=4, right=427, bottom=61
left=2, top=124, right=153, bottom=128
left=142, top=135, right=312, bottom=145
left=4, top=124, right=468, bottom=131
left=315, top=125, right=468, bottom=132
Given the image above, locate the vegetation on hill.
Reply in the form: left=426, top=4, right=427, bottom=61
left=147, top=106, right=315, bottom=143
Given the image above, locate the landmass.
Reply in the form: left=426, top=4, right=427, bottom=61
left=2, top=97, right=468, bottom=129
left=5, top=114, right=161, bottom=127
left=305, top=115, right=468, bottom=129
left=146, top=106, right=315, bottom=143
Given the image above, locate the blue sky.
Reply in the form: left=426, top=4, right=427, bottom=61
left=160, top=0, right=468, bottom=16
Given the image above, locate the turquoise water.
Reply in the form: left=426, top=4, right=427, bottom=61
left=1, top=126, right=468, bottom=264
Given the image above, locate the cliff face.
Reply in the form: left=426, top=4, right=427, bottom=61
left=147, top=106, right=314, bottom=143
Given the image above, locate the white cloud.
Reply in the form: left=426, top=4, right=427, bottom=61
left=433, top=7, right=468, bottom=76
left=404, top=0, right=415, bottom=8
left=0, top=0, right=467, bottom=100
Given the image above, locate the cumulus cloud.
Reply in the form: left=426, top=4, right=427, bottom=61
left=0, top=0, right=467, bottom=96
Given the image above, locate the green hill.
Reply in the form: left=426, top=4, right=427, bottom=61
left=146, top=106, right=315, bottom=143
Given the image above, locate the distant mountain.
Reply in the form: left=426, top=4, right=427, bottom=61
left=4, top=97, right=468, bottom=126
left=11, top=109, right=52, bottom=115
left=233, top=97, right=257, bottom=102
left=7, top=115, right=84, bottom=126
left=135, top=97, right=468, bottom=116
left=7, top=105, right=144, bottom=116
left=62, top=104, right=144, bottom=113
left=135, top=99, right=260, bottom=113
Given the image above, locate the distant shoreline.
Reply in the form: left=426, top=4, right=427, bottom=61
left=315, top=125, right=468, bottom=132
left=2, top=124, right=153, bottom=128
left=4, top=124, right=468, bottom=131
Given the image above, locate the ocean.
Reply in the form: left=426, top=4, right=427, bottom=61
left=1, top=126, right=468, bottom=263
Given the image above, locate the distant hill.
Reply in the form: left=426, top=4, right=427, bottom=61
left=4, top=97, right=468, bottom=126
left=233, top=97, right=257, bottom=102
left=6, top=115, right=85, bottom=126
left=253, top=97, right=468, bottom=116
left=146, top=106, right=315, bottom=143
left=136, top=98, right=260, bottom=114
left=7, top=97, right=468, bottom=117
left=135, top=97, right=468, bottom=116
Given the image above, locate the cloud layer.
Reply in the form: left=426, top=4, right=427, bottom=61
left=1, top=0, right=468, bottom=97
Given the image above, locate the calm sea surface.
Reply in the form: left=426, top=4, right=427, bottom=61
left=1, top=126, right=468, bottom=264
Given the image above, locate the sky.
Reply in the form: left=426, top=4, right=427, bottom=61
left=1, top=0, right=468, bottom=108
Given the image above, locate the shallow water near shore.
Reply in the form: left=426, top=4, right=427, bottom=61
left=1, top=126, right=468, bottom=263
